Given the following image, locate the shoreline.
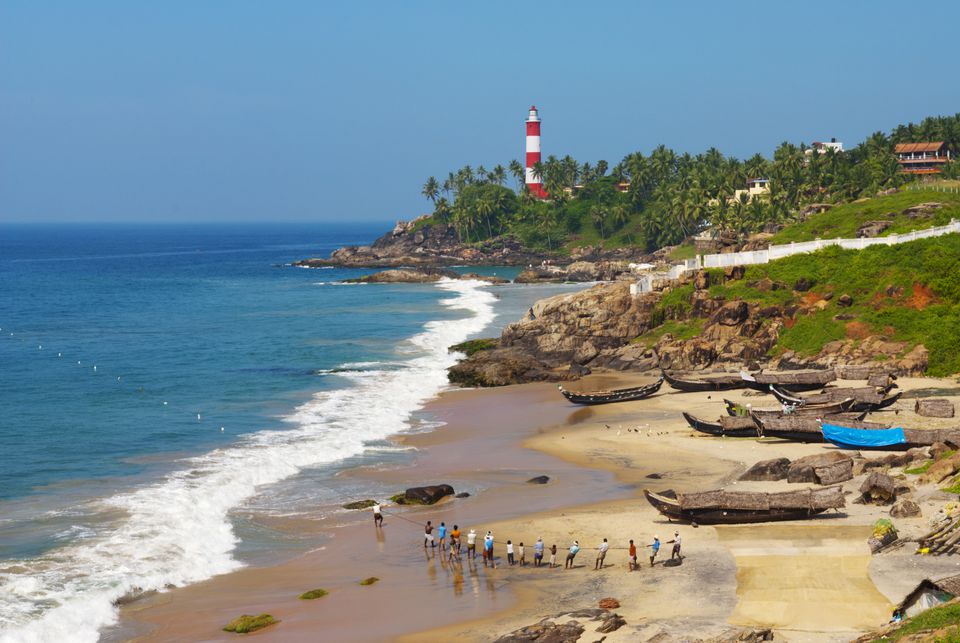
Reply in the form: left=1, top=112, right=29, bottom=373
left=115, top=373, right=960, bottom=642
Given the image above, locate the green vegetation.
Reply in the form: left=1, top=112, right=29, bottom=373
left=298, top=588, right=329, bottom=600
left=417, top=113, right=960, bottom=252
left=873, top=519, right=897, bottom=540
left=341, top=499, right=377, bottom=510
left=772, top=189, right=960, bottom=243
left=632, top=232, right=960, bottom=375
left=873, top=600, right=960, bottom=642
left=942, top=480, right=960, bottom=495
left=358, top=577, right=379, bottom=586
left=632, top=319, right=704, bottom=348
left=223, top=614, right=278, bottom=634
left=449, top=338, right=498, bottom=357
left=905, top=460, right=934, bottom=475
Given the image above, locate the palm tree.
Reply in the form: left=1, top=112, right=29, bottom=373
left=590, top=205, right=608, bottom=240
left=421, top=177, right=440, bottom=205
left=508, top=160, right=525, bottom=192
left=475, top=194, right=495, bottom=238
left=490, top=164, right=507, bottom=186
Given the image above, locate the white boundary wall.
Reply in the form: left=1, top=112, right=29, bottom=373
left=630, top=219, right=960, bottom=296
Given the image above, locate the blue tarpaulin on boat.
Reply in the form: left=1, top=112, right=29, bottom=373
left=822, top=423, right=906, bottom=449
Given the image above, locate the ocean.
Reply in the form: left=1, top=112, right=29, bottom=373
left=0, top=223, right=583, bottom=643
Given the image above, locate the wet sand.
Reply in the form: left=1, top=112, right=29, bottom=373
left=116, top=382, right=624, bottom=642
left=117, top=373, right=960, bottom=642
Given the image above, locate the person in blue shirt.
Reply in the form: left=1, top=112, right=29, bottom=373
left=534, top=537, right=545, bottom=567
left=649, top=535, right=661, bottom=567
left=483, top=531, right=495, bottom=568
left=564, top=540, right=580, bottom=569
left=437, top=522, right=447, bottom=552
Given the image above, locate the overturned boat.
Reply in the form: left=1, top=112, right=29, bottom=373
left=662, top=370, right=747, bottom=392
left=558, top=376, right=664, bottom=405
left=644, top=486, right=845, bottom=524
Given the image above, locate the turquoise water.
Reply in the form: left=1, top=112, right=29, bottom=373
left=0, top=223, right=579, bottom=643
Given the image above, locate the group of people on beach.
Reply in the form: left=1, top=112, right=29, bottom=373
left=374, top=503, right=683, bottom=571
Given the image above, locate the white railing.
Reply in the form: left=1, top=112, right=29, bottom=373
left=633, top=218, right=960, bottom=295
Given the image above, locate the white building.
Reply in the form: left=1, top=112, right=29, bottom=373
left=805, top=138, right=844, bottom=156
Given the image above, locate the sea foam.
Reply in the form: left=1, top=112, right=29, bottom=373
left=0, top=279, right=495, bottom=643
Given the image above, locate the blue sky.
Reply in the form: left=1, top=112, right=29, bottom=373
left=2, top=1, right=958, bottom=223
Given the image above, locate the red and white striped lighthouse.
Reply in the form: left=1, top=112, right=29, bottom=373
left=525, top=105, right=547, bottom=198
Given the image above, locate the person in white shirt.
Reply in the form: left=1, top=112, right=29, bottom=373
left=466, top=529, right=477, bottom=558
left=372, top=502, right=383, bottom=528
left=506, top=540, right=515, bottom=565
left=595, top=538, right=609, bottom=570
left=670, top=531, right=682, bottom=560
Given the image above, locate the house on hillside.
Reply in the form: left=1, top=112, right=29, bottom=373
left=731, top=178, right=770, bottom=203
left=894, top=574, right=960, bottom=619
left=895, top=141, right=952, bottom=174
left=805, top=138, right=844, bottom=156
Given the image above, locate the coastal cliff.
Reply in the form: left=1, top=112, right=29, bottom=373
left=448, top=231, right=960, bottom=386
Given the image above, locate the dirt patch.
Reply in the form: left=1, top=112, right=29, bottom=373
left=783, top=317, right=797, bottom=329
left=845, top=321, right=872, bottom=340
left=906, top=282, right=936, bottom=310
left=802, top=291, right=824, bottom=307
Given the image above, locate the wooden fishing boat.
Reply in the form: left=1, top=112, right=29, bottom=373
left=662, top=370, right=747, bottom=392
left=558, top=376, right=664, bottom=405
left=769, top=386, right=901, bottom=412
left=643, top=487, right=844, bottom=524
left=682, top=412, right=758, bottom=437
left=724, top=398, right=855, bottom=418
left=740, top=369, right=837, bottom=393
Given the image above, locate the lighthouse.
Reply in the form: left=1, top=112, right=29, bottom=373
left=525, top=105, right=547, bottom=198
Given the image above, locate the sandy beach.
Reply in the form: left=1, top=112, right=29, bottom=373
left=114, top=372, right=960, bottom=642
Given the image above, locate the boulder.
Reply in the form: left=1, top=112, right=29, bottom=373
left=890, top=498, right=922, bottom=518
left=860, top=472, right=896, bottom=504
left=915, top=398, right=955, bottom=418
left=931, top=442, right=953, bottom=461
left=694, top=270, right=710, bottom=291
left=724, top=265, right=746, bottom=281
left=596, top=613, right=626, bottom=634
left=793, top=277, right=813, bottom=292
left=857, top=221, right=892, bottom=238
left=787, top=452, right=853, bottom=485
left=455, top=492, right=471, bottom=498
left=401, top=484, right=455, bottom=505
left=739, top=458, right=791, bottom=482
left=920, top=452, right=960, bottom=485
left=493, top=619, right=585, bottom=643
left=526, top=475, right=550, bottom=485
left=837, top=294, right=853, bottom=307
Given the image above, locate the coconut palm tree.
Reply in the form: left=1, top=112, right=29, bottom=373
left=421, top=176, right=440, bottom=205
left=590, top=204, right=608, bottom=240
left=508, top=160, right=525, bottom=192
left=490, top=164, right=507, bottom=186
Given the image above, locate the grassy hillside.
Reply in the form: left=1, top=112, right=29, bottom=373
left=868, top=600, right=960, bottom=642
left=641, top=233, right=960, bottom=375
left=771, top=188, right=960, bottom=244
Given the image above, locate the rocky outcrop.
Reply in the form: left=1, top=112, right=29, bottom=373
left=398, top=485, right=455, bottom=505
left=493, top=609, right=625, bottom=643
left=787, top=452, right=854, bottom=485
left=514, top=260, right=635, bottom=283
left=739, top=458, right=791, bottom=482
left=345, top=268, right=509, bottom=284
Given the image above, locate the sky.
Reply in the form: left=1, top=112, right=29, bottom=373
left=2, top=1, right=959, bottom=223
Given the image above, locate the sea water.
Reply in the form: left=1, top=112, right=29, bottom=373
left=0, top=223, right=584, bottom=643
